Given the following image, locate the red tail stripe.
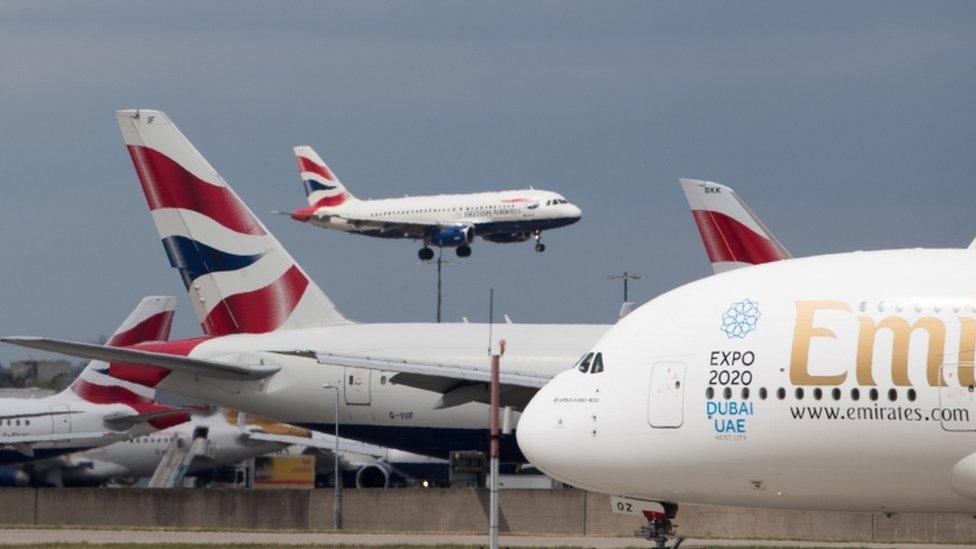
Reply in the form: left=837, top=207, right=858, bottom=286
left=203, top=265, right=309, bottom=335
left=108, top=336, right=213, bottom=389
left=297, top=156, right=336, bottom=181
left=691, top=210, right=787, bottom=265
left=69, top=379, right=188, bottom=429
left=127, top=145, right=266, bottom=236
left=290, top=194, right=347, bottom=222
left=107, top=310, right=175, bottom=347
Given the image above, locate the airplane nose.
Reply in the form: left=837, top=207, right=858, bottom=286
left=568, top=204, right=582, bottom=220
left=516, top=371, right=593, bottom=485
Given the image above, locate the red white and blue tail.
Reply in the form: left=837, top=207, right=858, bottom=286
left=294, top=146, right=354, bottom=207
left=63, top=296, right=187, bottom=430
left=680, top=179, right=791, bottom=274
left=116, top=110, right=350, bottom=336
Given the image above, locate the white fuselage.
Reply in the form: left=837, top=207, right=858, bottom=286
left=518, top=249, right=976, bottom=513
left=59, top=411, right=288, bottom=483
left=310, top=189, right=581, bottom=238
left=156, top=323, right=607, bottom=459
left=0, top=395, right=148, bottom=464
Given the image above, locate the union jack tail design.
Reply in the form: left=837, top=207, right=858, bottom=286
left=680, top=179, right=791, bottom=274
left=294, top=146, right=355, bottom=207
left=63, top=296, right=188, bottom=430
left=116, top=110, right=350, bottom=336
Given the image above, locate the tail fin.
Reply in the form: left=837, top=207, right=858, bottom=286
left=293, top=146, right=355, bottom=207
left=116, top=109, right=350, bottom=336
left=64, top=296, right=187, bottom=430
left=680, top=179, right=791, bottom=274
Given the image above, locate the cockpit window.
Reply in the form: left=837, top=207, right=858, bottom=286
left=576, top=352, right=594, bottom=373
left=591, top=352, right=604, bottom=373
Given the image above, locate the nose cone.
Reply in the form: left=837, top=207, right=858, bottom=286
left=567, top=204, right=582, bottom=220
left=516, top=370, right=597, bottom=487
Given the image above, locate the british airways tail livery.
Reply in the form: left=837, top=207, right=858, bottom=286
left=0, top=296, right=188, bottom=465
left=517, top=248, right=976, bottom=545
left=287, top=145, right=582, bottom=260
left=680, top=178, right=791, bottom=273
left=116, top=110, right=350, bottom=336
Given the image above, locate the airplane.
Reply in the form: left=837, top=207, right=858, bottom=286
left=515, top=246, right=976, bottom=545
left=2, top=109, right=608, bottom=463
left=0, top=297, right=189, bottom=465
left=680, top=178, right=791, bottom=273
left=286, top=146, right=582, bottom=260
left=2, top=407, right=442, bottom=488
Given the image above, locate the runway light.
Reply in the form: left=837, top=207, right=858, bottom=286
left=422, top=480, right=430, bottom=488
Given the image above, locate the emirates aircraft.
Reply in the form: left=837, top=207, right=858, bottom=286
left=514, top=247, right=976, bottom=545
left=286, top=146, right=582, bottom=259
left=3, top=109, right=606, bottom=463
left=0, top=297, right=188, bottom=465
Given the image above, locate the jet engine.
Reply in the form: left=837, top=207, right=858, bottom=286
left=355, top=462, right=395, bottom=488
left=0, top=466, right=30, bottom=487
left=483, top=231, right=531, bottom=244
left=430, top=224, right=475, bottom=247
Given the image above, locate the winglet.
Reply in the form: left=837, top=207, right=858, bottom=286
left=680, top=179, right=791, bottom=274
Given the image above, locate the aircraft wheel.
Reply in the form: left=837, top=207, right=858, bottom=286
left=456, top=245, right=472, bottom=258
left=535, top=243, right=546, bottom=253
left=418, top=247, right=435, bottom=261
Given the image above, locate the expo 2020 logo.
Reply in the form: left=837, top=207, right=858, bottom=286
left=721, top=299, right=760, bottom=340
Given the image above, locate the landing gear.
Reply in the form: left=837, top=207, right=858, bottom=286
left=533, top=230, right=546, bottom=253
left=418, top=247, right=434, bottom=261
left=456, top=244, right=472, bottom=258
left=637, top=503, right=683, bottom=549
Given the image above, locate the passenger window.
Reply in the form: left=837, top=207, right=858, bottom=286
left=577, top=353, right=594, bottom=373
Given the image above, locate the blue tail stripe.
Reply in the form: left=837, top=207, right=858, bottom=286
left=303, top=179, right=337, bottom=196
left=161, top=236, right=265, bottom=289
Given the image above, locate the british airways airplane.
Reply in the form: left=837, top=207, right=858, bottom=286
left=287, top=146, right=582, bottom=260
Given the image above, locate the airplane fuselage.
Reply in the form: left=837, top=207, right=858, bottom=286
left=154, top=323, right=607, bottom=461
left=518, top=249, right=976, bottom=513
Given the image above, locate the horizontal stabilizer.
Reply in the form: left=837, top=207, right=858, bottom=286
left=1, top=337, right=279, bottom=381
left=103, top=409, right=191, bottom=431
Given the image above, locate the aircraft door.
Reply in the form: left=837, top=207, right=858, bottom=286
left=49, top=404, right=71, bottom=434
left=939, top=363, right=976, bottom=431
left=647, top=361, right=686, bottom=428
left=343, top=367, right=372, bottom=405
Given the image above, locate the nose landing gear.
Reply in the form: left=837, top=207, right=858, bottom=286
left=638, top=503, right=683, bottom=549
left=533, top=230, right=546, bottom=253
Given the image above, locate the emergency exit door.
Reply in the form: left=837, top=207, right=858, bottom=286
left=647, top=361, right=686, bottom=428
left=343, top=367, right=372, bottom=405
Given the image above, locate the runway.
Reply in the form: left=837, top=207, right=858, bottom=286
left=4, top=528, right=976, bottom=548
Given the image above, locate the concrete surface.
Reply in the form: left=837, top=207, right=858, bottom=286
left=3, top=528, right=976, bottom=547
left=0, top=488, right=975, bottom=543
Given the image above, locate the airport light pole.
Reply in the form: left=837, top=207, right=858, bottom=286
left=608, top=271, right=644, bottom=303
left=421, top=247, right=456, bottom=323
left=488, top=339, right=504, bottom=549
left=321, top=384, right=342, bottom=530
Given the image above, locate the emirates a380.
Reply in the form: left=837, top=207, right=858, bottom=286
left=516, top=246, right=976, bottom=545
left=286, top=146, right=582, bottom=259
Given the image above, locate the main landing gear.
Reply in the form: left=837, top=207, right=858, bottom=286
left=638, top=503, right=683, bottom=549
left=418, top=247, right=435, bottom=261
left=533, top=230, right=546, bottom=253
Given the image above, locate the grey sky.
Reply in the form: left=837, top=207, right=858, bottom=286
left=1, top=1, right=974, bottom=362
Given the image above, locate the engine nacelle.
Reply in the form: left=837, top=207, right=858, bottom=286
left=0, top=466, right=29, bottom=487
left=356, top=462, right=395, bottom=489
left=483, top=232, right=531, bottom=244
left=431, top=224, right=475, bottom=247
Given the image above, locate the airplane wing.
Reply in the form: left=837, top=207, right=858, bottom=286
left=0, top=432, right=127, bottom=457
left=0, top=337, right=279, bottom=381
left=314, top=352, right=551, bottom=411
left=242, top=432, right=386, bottom=459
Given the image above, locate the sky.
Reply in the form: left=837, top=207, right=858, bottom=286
left=0, top=1, right=974, bottom=363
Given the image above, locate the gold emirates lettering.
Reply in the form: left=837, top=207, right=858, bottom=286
left=790, top=300, right=971, bottom=387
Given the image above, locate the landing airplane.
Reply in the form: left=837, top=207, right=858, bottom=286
left=516, top=248, right=976, bottom=545
left=2, top=109, right=607, bottom=463
left=287, top=146, right=582, bottom=259
left=0, top=297, right=188, bottom=465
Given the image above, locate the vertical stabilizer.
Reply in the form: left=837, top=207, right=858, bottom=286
left=680, top=179, right=791, bottom=274
left=293, top=145, right=355, bottom=207
left=116, top=109, right=350, bottom=336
